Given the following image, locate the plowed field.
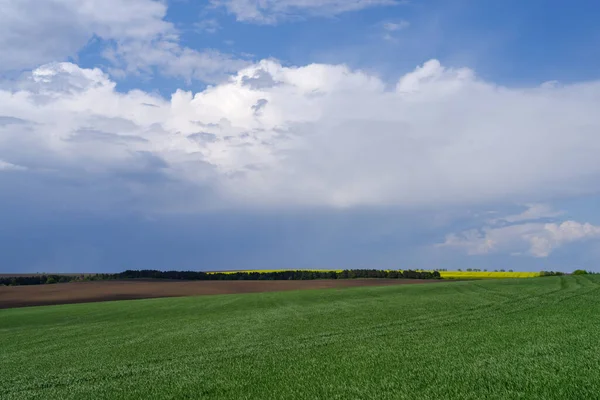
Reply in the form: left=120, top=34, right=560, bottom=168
left=0, top=279, right=443, bottom=309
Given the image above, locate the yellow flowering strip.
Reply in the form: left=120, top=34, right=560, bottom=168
left=439, top=271, right=541, bottom=279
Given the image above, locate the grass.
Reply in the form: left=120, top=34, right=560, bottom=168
left=1, top=275, right=600, bottom=399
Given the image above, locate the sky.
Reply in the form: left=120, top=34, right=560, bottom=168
left=1, top=0, right=600, bottom=273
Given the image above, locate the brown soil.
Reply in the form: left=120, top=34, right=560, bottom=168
left=0, top=279, right=444, bottom=309
left=0, top=273, right=90, bottom=277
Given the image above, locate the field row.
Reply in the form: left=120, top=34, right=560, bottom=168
left=2, top=275, right=599, bottom=399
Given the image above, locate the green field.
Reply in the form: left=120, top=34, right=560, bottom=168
left=2, top=276, right=600, bottom=399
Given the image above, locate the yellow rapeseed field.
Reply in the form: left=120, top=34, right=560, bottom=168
left=439, top=271, right=541, bottom=279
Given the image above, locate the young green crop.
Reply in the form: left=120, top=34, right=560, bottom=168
left=1, top=275, right=600, bottom=399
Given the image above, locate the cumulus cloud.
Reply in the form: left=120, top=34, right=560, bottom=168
left=528, top=221, right=600, bottom=257
left=441, top=220, right=600, bottom=258
left=211, top=0, right=396, bottom=24
left=1, top=60, right=600, bottom=212
left=0, top=0, right=244, bottom=82
left=440, top=205, right=600, bottom=257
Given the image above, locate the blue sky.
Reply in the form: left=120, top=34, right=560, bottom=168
left=1, top=0, right=600, bottom=272
left=77, top=0, right=600, bottom=92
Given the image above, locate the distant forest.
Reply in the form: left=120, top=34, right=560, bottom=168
left=1, top=269, right=441, bottom=286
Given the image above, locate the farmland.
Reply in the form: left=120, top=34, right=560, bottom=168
left=2, top=275, right=600, bottom=399
left=439, top=271, right=541, bottom=279
left=204, top=269, right=545, bottom=280
left=0, top=269, right=546, bottom=288
left=0, top=279, right=439, bottom=309
left=208, top=270, right=543, bottom=278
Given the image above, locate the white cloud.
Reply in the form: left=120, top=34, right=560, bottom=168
left=102, top=41, right=249, bottom=84
left=441, top=220, right=600, bottom=258
left=529, top=221, right=600, bottom=257
left=0, top=0, right=169, bottom=70
left=0, top=0, right=244, bottom=82
left=383, top=20, right=410, bottom=32
left=498, top=204, right=563, bottom=223
left=440, top=205, right=600, bottom=257
left=195, top=19, right=222, bottom=34
left=1, top=59, right=600, bottom=212
left=382, top=20, right=410, bottom=42
left=0, top=160, right=27, bottom=171
left=211, top=0, right=396, bottom=24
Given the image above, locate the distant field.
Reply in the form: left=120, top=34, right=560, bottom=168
left=208, top=269, right=542, bottom=279
left=439, top=271, right=541, bottom=279
left=2, top=275, right=599, bottom=399
left=0, top=279, right=438, bottom=309
left=1, top=270, right=542, bottom=279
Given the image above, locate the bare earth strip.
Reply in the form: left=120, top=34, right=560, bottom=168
left=0, top=273, right=91, bottom=278
left=0, top=279, right=446, bottom=309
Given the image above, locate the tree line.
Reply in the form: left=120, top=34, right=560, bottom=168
left=540, top=271, right=565, bottom=276
left=0, top=269, right=441, bottom=286
left=0, top=274, right=75, bottom=286
left=116, top=269, right=441, bottom=281
left=2, top=269, right=591, bottom=287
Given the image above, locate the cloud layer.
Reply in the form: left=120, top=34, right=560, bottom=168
left=2, top=59, right=600, bottom=214
left=442, top=220, right=600, bottom=258
left=440, top=205, right=600, bottom=257
left=0, top=0, right=246, bottom=82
